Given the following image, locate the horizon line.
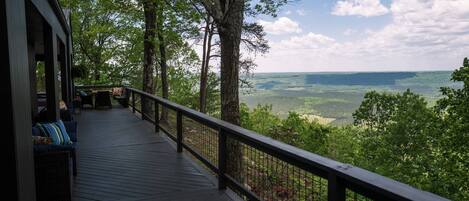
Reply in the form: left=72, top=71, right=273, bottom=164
left=251, top=69, right=454, bottom=74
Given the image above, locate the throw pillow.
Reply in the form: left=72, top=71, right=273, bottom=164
left=36, top=120, right=72, bottom=145
left=32, top=136, right=52, bottom=145
left=78, top=90, right=88, bottom=96
left=112, top=87, right=123, bottom=96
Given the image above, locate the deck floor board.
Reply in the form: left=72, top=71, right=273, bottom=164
left=72, top=107, right=232, bottom=201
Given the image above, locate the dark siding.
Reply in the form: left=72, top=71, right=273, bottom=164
left=30, top=0, right=67, bottom=42
left=1, top=0, right=36, bottom=200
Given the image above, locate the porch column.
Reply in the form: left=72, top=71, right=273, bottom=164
left=28, top=42, right=38, bottom=117
left=1, top=0, right=36, bottom=200
left=43, top=21, right=60, bottom=121
left=59, top=40, right=69, bottom=103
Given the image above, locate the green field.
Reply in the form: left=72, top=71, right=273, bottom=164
left=240, top=71, right=460, bottom=125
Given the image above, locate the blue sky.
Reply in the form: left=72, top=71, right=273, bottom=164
left=252, top=0, right=469, bottom=72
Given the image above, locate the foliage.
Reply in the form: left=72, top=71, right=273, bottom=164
left=164, top=66, right=220, bottom=116
left=353, top=90, right=443, bottom=191
left=434, top=58, right=469, bottom=200
left=239, top=58, right=469, bottom=200
left=240, top=103, right=359, bottom=161
left=61, top=0, right=143, bottom=85
left=350, top=65, right=469, bottom=200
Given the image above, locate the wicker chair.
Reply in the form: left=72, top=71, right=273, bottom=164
left=33, top=121, right=78, bottom=176
left=113, top=88, right=129, bottom=107
left=78, top=90, right=93, bottom=108
left=95, top=91, right=112, bottom=109
left=34, top=151, right=72, bottom=201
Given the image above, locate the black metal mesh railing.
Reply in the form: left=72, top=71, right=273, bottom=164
left=121, top=87, right=449, bottom=201
left=225, top=137, right=328, bottom=201
left=182, top=116, right=219, bottom=173
left=140, top=96, right=155, bottom=122
left=132, top=92, right=142, bottom=113
left=159, top=105, right=177, bottom=140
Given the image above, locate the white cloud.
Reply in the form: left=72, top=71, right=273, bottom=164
left=258, top=17, right=302, bottom=35
left=274, top=33, right=336, bottom=49
left=284, top=10, right=292, bottom=15
left=332, top=0, right=390, bottom=17
left=256, top=0, right=469, bottom=72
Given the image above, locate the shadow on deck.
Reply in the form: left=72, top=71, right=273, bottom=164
left=72, top=107, right=233, bottom=201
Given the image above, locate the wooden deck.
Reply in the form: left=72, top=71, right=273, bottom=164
left=72, top=107, right=234, bottom=201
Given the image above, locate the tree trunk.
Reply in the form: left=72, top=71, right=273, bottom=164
left=93, top=64, right=100, bottom=83
left=218, top=3, right=243, bottom=125
left=157, top=10, right=169, bottom=122
left=199, top=17, right=213, bottom=113
left=142, top=0, right=156, bottom=117
left=217, top=0, right=244, bottom=180
left=93, top=55, right=101, bottom=83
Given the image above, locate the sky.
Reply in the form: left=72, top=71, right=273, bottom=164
left=251, top=0, right=469, bottom=72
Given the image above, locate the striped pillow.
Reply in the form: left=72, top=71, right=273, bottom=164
left=36, top=120, right=72, bottom=145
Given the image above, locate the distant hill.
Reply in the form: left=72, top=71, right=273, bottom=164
left=305, top=72, right=416, bottom=86
left=241, top=71, right=458, bottom=125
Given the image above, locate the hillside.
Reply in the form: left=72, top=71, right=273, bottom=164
left=241, top=71, right=460, bottom=125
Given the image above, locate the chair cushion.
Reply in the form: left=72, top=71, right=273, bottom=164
left=33, top=144, right=76, bottom=154
left=36, top=120, right=73, bottom=145
left=63, top=121, right=78, bottom=142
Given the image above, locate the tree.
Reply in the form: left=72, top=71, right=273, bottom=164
left=141, top=0, right=157, bottom=116
left=197, top=0, right=245, bottom=125
left=197, top=17, right=269, bottom=114
left=435, top=57, right=469, bottom=200
left=197, top=0, right=290, bottom=184
left=62, top=0, right=142, bottom=85
left=156, top=1, right=169, bottom=121
left=353, top=90, right=443, bottom=194
left=196, top=0, right=289, bottom=122
left=199, top=15, right=215, bottom=113
left=153, top=0, right=201, bottom=121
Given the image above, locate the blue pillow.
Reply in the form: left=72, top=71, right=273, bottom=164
left=78, top=90, right=88, bottom=96
left=36, top=120, right=72, bottom=145
left=32, top=126, right=43, bottom=136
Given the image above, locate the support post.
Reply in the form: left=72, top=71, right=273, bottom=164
left=2, top=0, right=36, bottom=199
left=141, top=95, right=145, bottom=120
left=218, top=128, right=227, bottom=190
left=328, top=173, right=346, bottom=201
left=132, top=91, right=135, bottom=113
left=176, top=111, right=182, bottom=152
left=58, top=41, right=69, bottom=103
left=154, top=100, right=159, bottom=133
left=43, top=21, right=59, bottom=121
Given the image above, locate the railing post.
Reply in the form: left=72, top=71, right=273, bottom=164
left=140, top=95, right=145, bottom=120
left=328, top=173, right=346, bottom=201
left=124, top=88, right=130, bottom=108
left=218, top=128, right=227, bottom=190
left=176, top=110, right=182, bottom=153
left=154, top=100, right=159, bottom=133
left=131, top=91, right=135, bottom=113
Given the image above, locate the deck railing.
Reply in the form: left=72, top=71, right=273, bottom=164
left=78, top=85, right=449, bottom=201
